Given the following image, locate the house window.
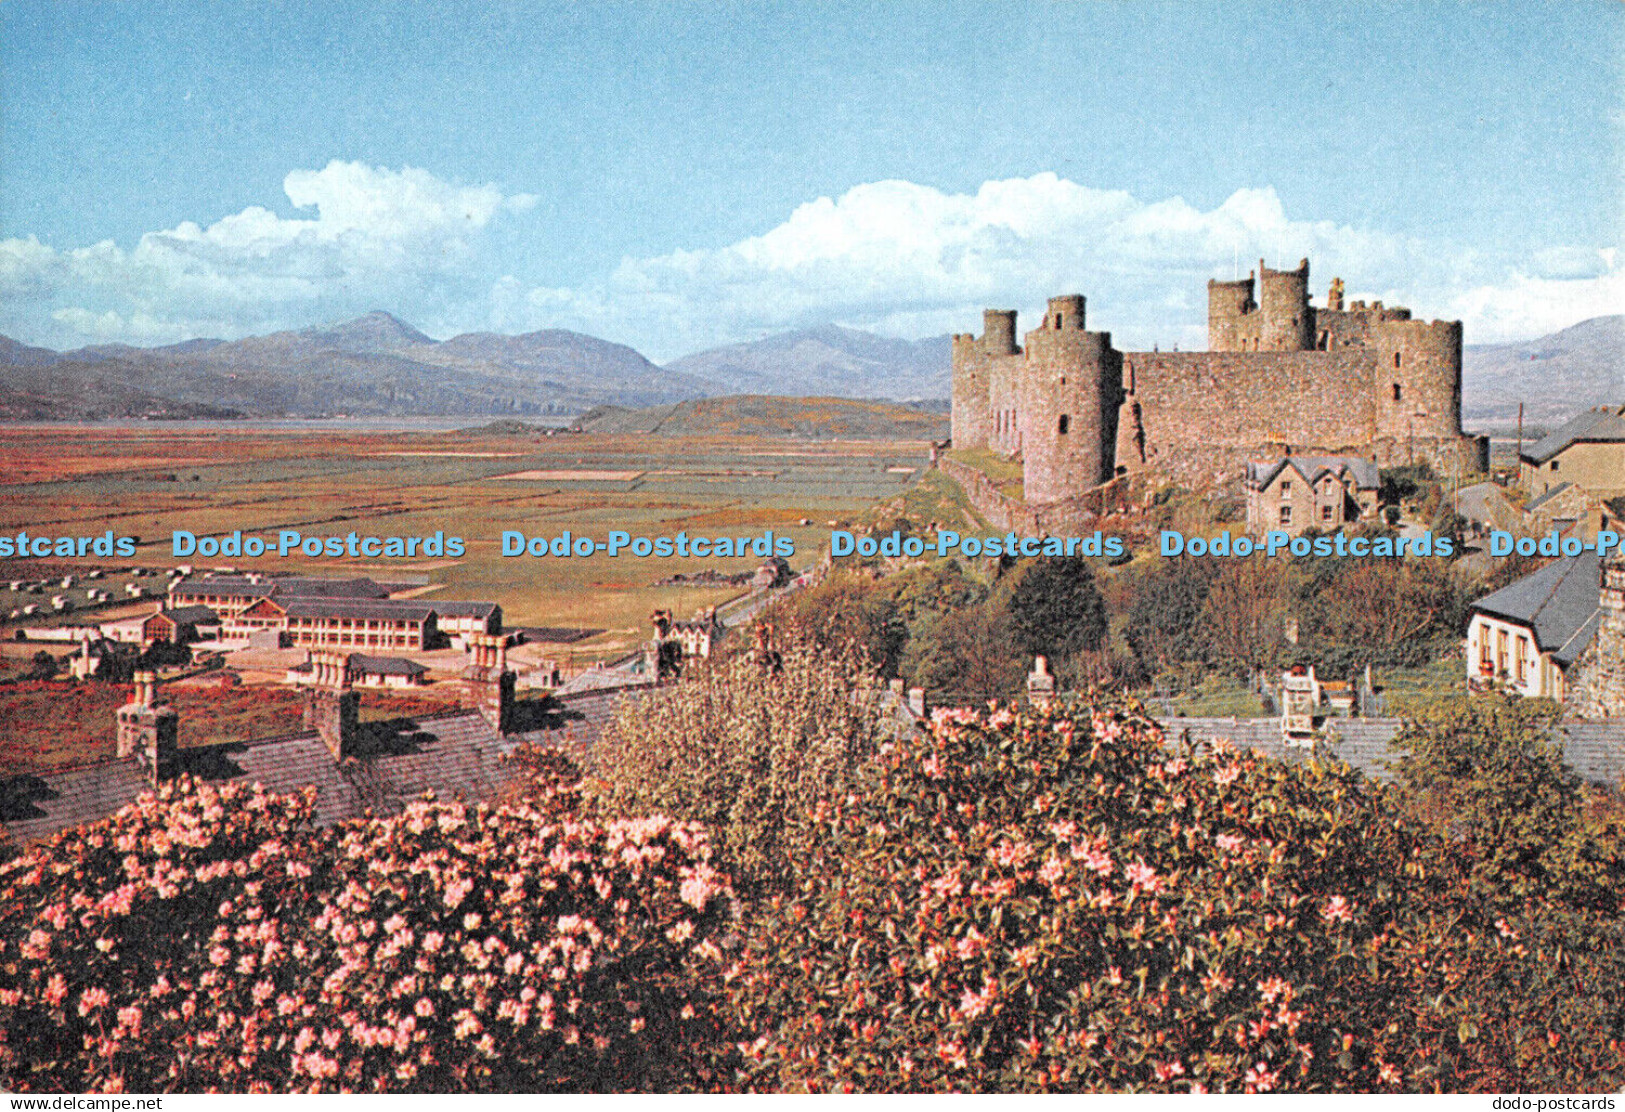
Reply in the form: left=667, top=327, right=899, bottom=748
left=1058, top=414, right=1069, bottom=434
left=1392, top=383, right=1402, bottom=401
left=1279, top=506, right=1292, bottom=525
left=1551, top=460, right=1560, bottom=472
left=1281, top=480, right=1291, bottom=495
left=1394, top=353, right=1402, bottom=368
left=1322, top=505, right=1334, bottom=522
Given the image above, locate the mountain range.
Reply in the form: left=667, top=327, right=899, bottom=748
left=1461, top=315, right=1624, bottom=429
left=0, top=311, right=1615, bottom=424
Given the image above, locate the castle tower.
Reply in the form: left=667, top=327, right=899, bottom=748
left=952, top=310, right=1027, bottom=455
left=1257, top=258, right=1315, bottom=351
left=116, top=669, right=178, bottom=785
left=303, top=651, right=361, bottom=761
left=1370, top=317, right=1464, bottom=447
left=1207, top=275, right=1258, bottom=351
left=1019, top=297, right=1123, bottom=502
left=1566, top=554, right=1625, bottom=718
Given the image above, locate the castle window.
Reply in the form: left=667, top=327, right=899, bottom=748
left=1058, top=414, right=1069, bottom=435
left=1055, top=314, right=1063, bottom=329
left=1392, top=384, right=1402, bottom=401
left=1394, top=353, right=1402, bottom=368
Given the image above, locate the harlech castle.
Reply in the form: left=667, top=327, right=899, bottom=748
left=950, top=258, right=1488, bottom=502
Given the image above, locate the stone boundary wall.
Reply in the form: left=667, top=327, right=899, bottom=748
left=1566, top=560, right=1625, bottom=719
left=939, top=457, right=1130, bottom=536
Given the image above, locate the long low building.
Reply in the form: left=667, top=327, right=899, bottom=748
left=233, top=596, right=442, bottom=650
left=168, top=573, right=500, bottom=651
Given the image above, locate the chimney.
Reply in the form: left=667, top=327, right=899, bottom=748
left=116, top=670, right=178, bottom=784
left=303, top=650, right=360, bottom=761
left=465, top=633, right=515, bottom=734
left=1027, top=655, right=1056, bottom=710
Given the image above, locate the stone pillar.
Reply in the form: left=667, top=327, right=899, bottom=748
left=907, top=687, right=927, bottom=718
left=1027, top=655, right=1056, bottom=710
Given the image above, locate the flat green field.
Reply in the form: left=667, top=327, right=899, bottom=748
left=0, top=425, right=931, bottom=657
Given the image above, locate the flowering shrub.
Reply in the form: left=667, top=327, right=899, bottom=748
left=0, top=774, right=735, bottom=1092
left=593, top=632, right=891, bottom=898
left=726, top=700, right=1625, bottom=1092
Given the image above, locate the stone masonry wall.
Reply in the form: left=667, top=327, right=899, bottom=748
left=1567, top=559, right=1625, bottom=719
left=1125, top=351, right=1377, bottom=467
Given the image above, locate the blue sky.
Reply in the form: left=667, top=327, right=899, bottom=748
left=2, top=1, right=1620, bottom=359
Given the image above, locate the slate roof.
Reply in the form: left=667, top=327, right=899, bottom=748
left=348, top=654, right=427, bottom=677
left=157, top=605, right=219, bottom=625
left=0, top=689, right=628, bottom=844
left=1525, top=482, right=1573, bottom=513
left=1155, top=716, right=1625, bottom=788
left=1469, top=552, right=1602, bottom=656
left=171, top=576, right=393, bottom=602
left=1245, top=455, right=1381, bottom=492
left=280, top=599, right=439, bottom=622
left=1521, top=405, right=1625, bottom=465
left=432, top=601, right=500, bottom=618
left=171, top=580, right=273, bottom=600
left=276, top=577, right=393, bottom=600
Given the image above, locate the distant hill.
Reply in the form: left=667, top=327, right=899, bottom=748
left=663, top=325, right=951, bottom=401
left=1464, top=316, right=1624, bottom=427
left=573, top=395, right=950, bottom=440
left=0, top=311, right=715, bottom=418
left=0, top=356, right=243, bottom=420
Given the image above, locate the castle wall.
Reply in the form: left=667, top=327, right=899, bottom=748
left=1123, top=351, right=1377, bottom=466
left=952, top=259, right=1477, bottom=506
left=987, top=352, right=1026, bottom=455
left=1020, top=298, right=1121, bottom=501
left=1313, top=303, right=1411, bottom=350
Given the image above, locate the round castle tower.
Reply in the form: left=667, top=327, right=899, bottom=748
left=1207, top=277, right=1257, bottom=351
left=1208, top=259, right=1315, bottom=351
left=1370, top=317, right=1464, bottom=443
left=1019, top=296, right=1123, bottom=502
left=1257, top=258, right=1315, bottom=351
left=950, top=309, right=1021, bottom=451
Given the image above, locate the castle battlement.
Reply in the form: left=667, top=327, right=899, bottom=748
left=951, top=257, right=1485, bottom=501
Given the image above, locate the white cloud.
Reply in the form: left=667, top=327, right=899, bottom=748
left=0, top=161, right=536, bottom=347
left=514, top=175, right=1619, bottom=358
left=1, top=167, right=1616, bottom=357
